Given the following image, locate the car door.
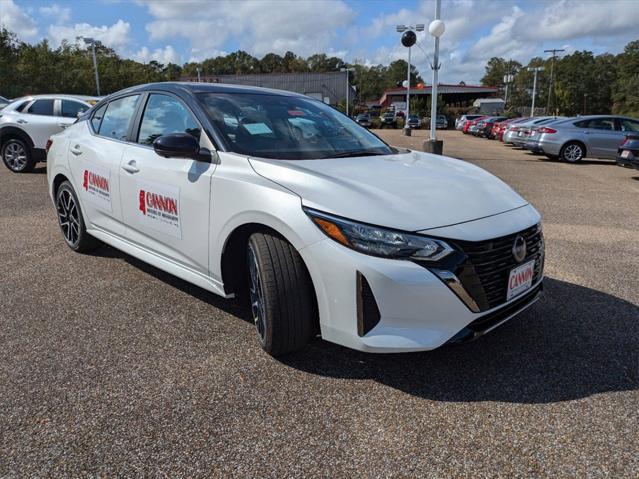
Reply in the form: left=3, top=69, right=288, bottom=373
left=66, top=95, right=141, bottom=237
left=21, top=99, right=61, bottom=149
left=118, top=92, right=216, bottom=275
left=583, top=118, right=618, bottom=158
left=58, top=99, right=91, bottom=130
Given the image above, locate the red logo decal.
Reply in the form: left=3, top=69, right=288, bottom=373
left=83, top=170, right=89, bottom=190
left=139, top=190, right=146, bottom=215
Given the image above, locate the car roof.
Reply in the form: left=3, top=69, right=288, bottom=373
left=8, top=94, right=100, bottom=103
left=112, top=81, right=306, bottom=100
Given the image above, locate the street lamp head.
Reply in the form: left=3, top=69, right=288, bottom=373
left=415, top=24, right=425, bottom=31
left=428, top=19, right=445, bottom=37
left=396, top=25, right=407, bottom=32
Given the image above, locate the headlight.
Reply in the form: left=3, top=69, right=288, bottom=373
left=304, top=208, right=453, bottom=262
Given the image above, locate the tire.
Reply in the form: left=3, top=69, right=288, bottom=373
left=246, top=232, right=316, bottom=356
left=1, top=137, right=35, bottom=173
left=560, top=141, right=585, bottom=163
left=55, top=181, right=100, bottom=253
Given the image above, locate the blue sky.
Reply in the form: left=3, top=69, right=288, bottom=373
left=2, top=0, right=638, bottom=84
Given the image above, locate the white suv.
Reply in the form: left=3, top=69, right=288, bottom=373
left=0, top=95, right=98, bottom=172
left=47, top=82, right=544, bottom=356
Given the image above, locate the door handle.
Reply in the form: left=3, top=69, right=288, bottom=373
left=121, top=161, right=139, bottom=174
left=70, top=144, right=83, bottom=156
left=17, top=119, right=27, bottom=124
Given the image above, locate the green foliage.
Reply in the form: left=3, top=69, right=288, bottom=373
left=480, top=40, right=638, bottom=117
left=0, top=26, right=425, bottom=103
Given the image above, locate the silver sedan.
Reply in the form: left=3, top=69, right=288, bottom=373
left=536, top=115, right=639, bottom=162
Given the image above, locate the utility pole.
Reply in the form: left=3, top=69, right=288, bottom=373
left=527, top=66, right=544, bottom=116
left=396, top=23, right=424, bottom=137
left=340, top=67, right=354, bottom=117
left=544, top=48, right=564, bottom=114
left=503, top=59, right=513, bottom=108
left=196, top=67, right=201, bottom=82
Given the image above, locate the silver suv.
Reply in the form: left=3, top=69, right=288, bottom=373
left=0, top=95, right=98, bottom=172
left=536, top=115, right=639, bottom=162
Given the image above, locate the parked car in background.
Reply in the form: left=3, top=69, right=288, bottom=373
left=463, top=115, right=488, bottom=134
left=523, top=117, right=570, bottom=153
left=503, top=117, right=555, bottom=146
left=455, top=114, right=482, bottom=130
left=0, top=96, right=10, bottom=110
left=535, top=115, right=639, bottom=162
left=407, top=115, right=422, bottom=129
left=355, top=113, right=372, bottom=128
left=476, top=116, right=507, bottom=138
left=616, top=133, right=639, bottom=170
left=380, top=111, right=397, bottom=129
left=436, top=114, right=448, bottom=129
left=0, top=94, right=99, bottom=172
left=511, top=117, right=564, bottom=148
left=46, top=81, right=544, bottom=356
left=495, top=117, right=528, bottom=141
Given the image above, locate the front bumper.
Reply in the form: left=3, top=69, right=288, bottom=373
left=300, top=207, right=544, bottom=353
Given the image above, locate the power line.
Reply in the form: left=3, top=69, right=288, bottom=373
left=544, top=48, right=564, bottom=114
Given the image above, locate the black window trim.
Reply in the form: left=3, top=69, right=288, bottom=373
left=24, top=98, right=56, bottom=117
left=130, top=90, right=205, bottom=152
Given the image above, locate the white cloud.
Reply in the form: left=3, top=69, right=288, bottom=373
left=39, top=4, right=71, bottom=24
left=48, top=19, right=132, bottom=52
left=0, top=0, right=38, bottom=38
left=138, top=0, right=355, bottom=60
left=133, top=45, right=181, bottom=64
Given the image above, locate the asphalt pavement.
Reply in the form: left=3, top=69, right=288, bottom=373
left=0, top=130, right=637, bottom=477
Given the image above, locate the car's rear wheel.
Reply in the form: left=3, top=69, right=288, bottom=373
left=55, top=181, right=100, bottom=253
left=246, top=232, right=316, bottom=356
left=1, top=138, right=35, bottom=173
left=560, top=142, right=585, bottom=163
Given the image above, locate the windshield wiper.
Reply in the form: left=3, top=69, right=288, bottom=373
left=326, top=150, right=387, bottom=159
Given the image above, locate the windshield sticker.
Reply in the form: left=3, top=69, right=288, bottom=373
left=136, top=180, right=181, bottom=239
left=243, top=123, right=273, bottom=135
left=81, top=164, right=111, bottom=212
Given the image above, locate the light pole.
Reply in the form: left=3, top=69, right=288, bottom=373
left=396, top=23, right=424, bottom=137
left=527, top=66, right=544, bottom=117
left=340, top=67, right=355, bottom=116
left=196, top=66, right=202, bottom=82
left=544, top=48, right=564, bottom=114
left=76, top=36, right=100, bottom=96
left=424, top=0, right=445, bottom=154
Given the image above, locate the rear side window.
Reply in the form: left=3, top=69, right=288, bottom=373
left=588, top=118, right=616, bottom=131
left=90, top=104, right=107, bottom=132
left=137, top=94, right=201, bottom=146
left=61, top=100, right=89, bottom=118
left=27, top=99, right=54, bottom=116
left=619, top=119, right=639, bottom=132
left=97, top=95, right=140, bottom=140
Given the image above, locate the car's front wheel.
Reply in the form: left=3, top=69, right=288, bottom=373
left=55, top=181, right=100, bottom=253
left=1, top=138, right=35, bottom=173
left=246, top=232, right=316, bottom=356
left=560, top=142, right=585, bottom=163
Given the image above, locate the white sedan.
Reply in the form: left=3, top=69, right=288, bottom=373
left=47, top=82, right=544, bottom=356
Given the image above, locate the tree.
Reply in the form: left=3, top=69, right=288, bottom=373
left=613, top=40, right=639, bottom=117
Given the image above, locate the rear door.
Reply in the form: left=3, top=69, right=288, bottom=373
left=66, top=95, right=141, bottom=237
left=583, top=118, right=618, bottom=158
left=21, top=99, right=60, bottom=149
left=119, top=92, right=215, bottom=275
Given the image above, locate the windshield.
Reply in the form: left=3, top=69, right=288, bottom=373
left=197, top=93, right=395, bottom=160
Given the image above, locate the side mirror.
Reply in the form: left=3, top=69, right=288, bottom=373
left=153, top=133, right=210, bottom=162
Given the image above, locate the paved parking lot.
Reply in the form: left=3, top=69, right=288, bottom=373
left=1, top=129, right=637, bottom=477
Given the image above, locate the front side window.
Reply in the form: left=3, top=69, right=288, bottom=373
left=137, top=94, right=201, bottom=146
left=61, top=100, right=89, bottom=118
left=197, top=93, right=395, bottom=160
left=97, top=95, right=140, bottom=140
left=27, top=99, right=54, bottom=116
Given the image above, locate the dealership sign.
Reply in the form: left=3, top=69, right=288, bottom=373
left=81, top=164, right=112, bottom=212
left=136, top=180, right=181, bottom=238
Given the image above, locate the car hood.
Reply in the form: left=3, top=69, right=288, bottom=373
left=249, top=150, right=529, bottom=231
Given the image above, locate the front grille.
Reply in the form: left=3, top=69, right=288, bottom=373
left=453, top=224, right=544, bottom=311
